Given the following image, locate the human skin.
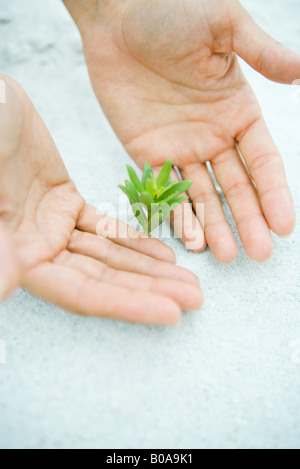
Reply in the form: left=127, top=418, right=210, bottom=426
left=62, top=0, right=300, bottom=262
left=0, top=74, right=203, bottom=324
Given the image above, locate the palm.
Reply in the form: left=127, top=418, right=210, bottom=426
left=0, top=76, right=203, bottom=323
left=87, top=0, right=251, bottom=167
left=75, top=0, right=300, bottom=261
left=13, top=180, right=84, bottom=278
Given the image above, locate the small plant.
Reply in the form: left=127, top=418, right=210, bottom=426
left=118, top=160, right=193, bottom=233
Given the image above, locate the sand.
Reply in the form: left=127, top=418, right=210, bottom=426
left=0, top=0, right=300, bottom=449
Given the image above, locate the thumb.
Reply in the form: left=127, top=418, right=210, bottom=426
left=232, top=3, right=300, bottom=84
left=0, top=221, right=19, bottom=301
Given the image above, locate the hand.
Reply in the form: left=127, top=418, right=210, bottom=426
left=64, top=0, right=299, bottom=262
left=0, top=74, right=203, bottom=324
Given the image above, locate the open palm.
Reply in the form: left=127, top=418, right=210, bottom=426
left=64, top=0, right=300, bottom=262
left=0, top=75, right=203, bottom=323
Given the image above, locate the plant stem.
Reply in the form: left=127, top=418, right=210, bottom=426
left=147, top=207, right=152, bottom=234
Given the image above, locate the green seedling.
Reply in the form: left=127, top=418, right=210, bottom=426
left=119, top=160, right=193, bottom=233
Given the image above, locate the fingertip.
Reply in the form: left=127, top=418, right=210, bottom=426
left=270, top=210, right=296, bottom=238
left=274, top=219, right=296, bottom=238
left=131, top=235, right=177, bottom=264
left=174, top=268, right=200, bottom=287
left=184, top=237, right=207, bottom=253
left=154, top=298, right=182, bottom=325
left=0, top=278, right=8, bottom=301
left=216, top=250, right=238, bottom=264
left=180, top=223, right=206, bottom=252
left=239, top=216, right=274, bottom=262
left=185, top=286, right=204, bottom=310
left=168, top=309, right=182, bottom=326
left=211, top=238, right=239, bottom=264
left=263, top=189, right=296, bottom=238
left=132, top=289, right=182, bottom=325
left=167, top=280, right=204, bottom=310
left=155, top=243, right=177, bottom=264
left=171, top=199, right=206, bottom=252
left=185, top=219, right=205, bottom=248
left=0, top=277, right=16, bottom=302
left=245, top=237, right=274, bottom=263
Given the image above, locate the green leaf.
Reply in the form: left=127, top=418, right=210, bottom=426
left=156, top=180, right=177, bottom=199
left=118, top=185, right=136, bottom=205
left=126, top=165, right=144, bottom=193
left=156, top=160, right=172, bottom=189
left=145, top=173, right=157, bottom=197
left=157, top=180, right=193, bottom=204
left=168, top=196, right=189, bottom=211
left=125, top=180, right=139, bottom=202
left=139, top=191, right=154, bottom=210
left=148, top=203, right=171, bottom=233
left=131, top=203, right=148, bottom=232
left=142, top=162, right=154, bottom=189
left=119, top=161, right=193, bottom=233
left=149, top=203, right=161, bottom=215
left=165, top=175, right=172, bottom=187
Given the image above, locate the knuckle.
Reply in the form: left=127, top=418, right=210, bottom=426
left=249, top=153, right=281, bottom=174
left=194, top=190, right=220, bottom=204
left=224, top=181, right=252, bottom=200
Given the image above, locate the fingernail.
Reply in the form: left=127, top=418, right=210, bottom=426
left=0, top=278, right=8, bottom=301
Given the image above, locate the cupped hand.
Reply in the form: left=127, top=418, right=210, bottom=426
left=0, top=74, right=203, bottom=324
left=65, top=0, right=300, bottom=262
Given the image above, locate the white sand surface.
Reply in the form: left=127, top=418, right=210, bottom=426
left=0, top=0, right=300, bottom=449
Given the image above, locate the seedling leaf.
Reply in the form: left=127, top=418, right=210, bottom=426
left=125, top=180, right=139, bottom=203
left=156, top=180, right=177, bottom=200
left=156, top=160, right=172, bottom=189
left=119, top=161, right=193, bottom=233
left=139, top=191, right=154, bottom=210
left=142, top=162, right=153, bottom=188
left=148, top=203, right=171, bottom=232
left=131, top=203, right=148, bottom=232
left=157, top=180, right=193, bottom=204
left=126, top=165, right=144, bottom=193
left=145, top=173, right=157, bottom=196
left=168, top=196, right=189, bottom=210
left=118, top=184, right=136, bottom=205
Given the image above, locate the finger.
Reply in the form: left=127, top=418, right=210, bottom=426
left=236, top=117, right=295, bottom=237
left=233, top=2, right=300, bottom=83
left=181, top=163, right=238, bottom=263
left=0, top=221, right=19, bottom=300
left=167, top=168, right=206, bottom=252
left=22, top=262, right=181, bottom=325
left=55, top=251, right=204, bottom=311
left=77, top=204, right=176, bottom=264
left=68, top=230, right=199, bottom=286
left=211, top=148, right=273, bottom=262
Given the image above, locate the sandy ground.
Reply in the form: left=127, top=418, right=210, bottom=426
left=0, top=0, right=300, bottom=449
